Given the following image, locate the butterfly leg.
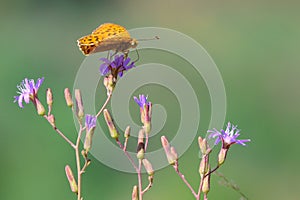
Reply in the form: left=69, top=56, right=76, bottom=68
left=133, top=48, right=140, bottom=63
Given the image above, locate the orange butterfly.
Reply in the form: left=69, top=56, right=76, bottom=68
left=77, top=23, right=138, bottom=56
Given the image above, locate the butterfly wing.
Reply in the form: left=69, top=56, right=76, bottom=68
left=77, top=23, right=133, bottom=55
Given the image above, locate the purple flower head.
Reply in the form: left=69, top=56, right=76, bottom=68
left=208, top=122, right=250, bottom=148
left=99, top=54, right=135, bottom=77
left=133, top=94, right=150, bottom=108
left=85, top=114, right=97, bottom=131
left=14, top=77, right=44, bottom=108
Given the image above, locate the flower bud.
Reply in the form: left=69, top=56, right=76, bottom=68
left=103, top=109, right=119, bottom=139
left=136, top=148, right=144, bottom=160
left=75, top=89, right=84, bottom=120
left=35, top=99, right=46, bottom=116
left=124, top=126, right=131, bottom=138
left=103, top=74, right=116, bottom=96
left=161, top=136, right=177, bottom=165
left=218, top=148, right=228, bottom=166
left=46, top=88, right=53, bottom=106
left=84, top=132, right=94, bottom=152
left=65, top=165, right=78, bottom=194
left=199, top=156, right=209, bottom=176
left=84, top=115, right=97, bottom=152
left=64, top=88, right=73, bottom=107
left=142, top=159, right=154, bottom=176
left=170, top=146, right=178, bottom=161
left=143, top=102, right=152, bottom=134
left=138, top=129, right=144, bottom=145
left=143, top=122, right=151, bottom=135
left=137, top=130, right=145, bottom=159
left=131, top=185, right=138, bottom=200
left=198, top=136, right=207, bottom=154
left=202, top=168, right=211, bottom=194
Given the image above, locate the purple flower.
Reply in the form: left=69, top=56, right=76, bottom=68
left=85, top=114, right=97, bottom=131
left=99, top=54, right=135, bottom=77
left=14, top=77, right=44, bottom=108
left=133, top=94, right=150, bottom=108
left=208, top=122, right=250, bottom=148
left=134, top=94, right=152, bottom=133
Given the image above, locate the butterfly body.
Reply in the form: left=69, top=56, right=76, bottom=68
left=77, top=23, right=138, bottom=56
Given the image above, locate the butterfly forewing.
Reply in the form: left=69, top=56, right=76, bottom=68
left=77, top=23, right=135, bottom=56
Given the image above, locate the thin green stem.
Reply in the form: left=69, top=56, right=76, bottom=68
left=116, top=140, right=138, bottom=171
left=173, top=164, right=197, bottom=198
left=96, top=93, right=112, bottom=118
left=43, top=115, right=76, bottom=149
left=138, top=159, right=143, bottom=200
left=75, top=124, right=84, bottom=200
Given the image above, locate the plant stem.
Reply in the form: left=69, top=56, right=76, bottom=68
left=197, top=154, right=209, bottom=199
left=44, top=115, right=76, bottom=149
left=75, top=124, right=84, bottom=200
left=138, top=159, right=143, bottom=200
left=144, top=133, right=149, bottom=152
left=116, top=140, right=138, bottom=171
left=142, top=177, right=153, bottom=194
left=174, top=165, right=197, bottom=198
left=96, top=93, right=112, bottom=118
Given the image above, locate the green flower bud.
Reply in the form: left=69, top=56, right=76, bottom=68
left=103, top=109, right=119, bottom=139
left=35, top=99, right=45, bottom=116
left=131, top=185, right=138, bottom=200
left=142, top=159, right=154, bottom=176
left=64, top=88, right=73, bottom=107
left=65, top=165, right=78, bottom=194
left=75, top=89, right=84, bottom=120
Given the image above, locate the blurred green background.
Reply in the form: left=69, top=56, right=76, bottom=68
left=1, top=0, right=300, bottom=199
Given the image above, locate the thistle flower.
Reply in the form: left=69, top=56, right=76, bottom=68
left=134, top=94, right=152, bottom=134
left=14, top=77, right=44, bottom=108
left=208, top=122, right=250, bottom=149
left=99, top=54, right=135, bottom=77
left=134, top=94, right=150, bottom=108
left=208, top=122, right=251, bottom=165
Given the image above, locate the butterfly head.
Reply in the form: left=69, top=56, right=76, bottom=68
left=130, top=38, right=138, bottom=49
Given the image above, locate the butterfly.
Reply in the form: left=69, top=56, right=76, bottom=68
left=77, top=23, right=138, bottom=56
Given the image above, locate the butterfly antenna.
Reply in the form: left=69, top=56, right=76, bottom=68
left=137, top=36, right=160, bottom=41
